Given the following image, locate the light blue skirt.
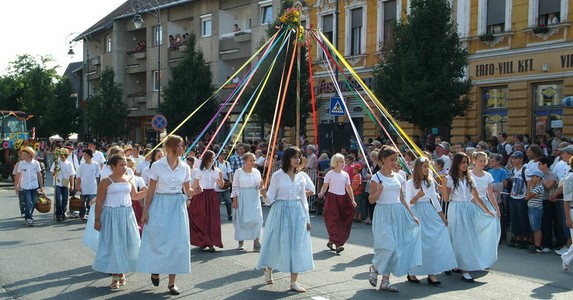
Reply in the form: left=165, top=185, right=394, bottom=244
left=233, top=187, right=263, bottom=241
left=93, top=206, right=140, bottom=273
left=481, top=196, right=501, bottom=237
left=256, top=200, right=314, bottom=273
left=372, top=203, right=421, bottom=277
left=82, top=203, right=99, bottom=253
left=448, top=201, right=499, bottom=271
left=137, top=193, right=191, bottom=274
left=409, top=202, right=457, bottom=275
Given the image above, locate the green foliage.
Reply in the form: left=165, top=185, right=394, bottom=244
left=6, top=54, right=59, bottom=136
left=0, top=76, right=24, bottom=110
left=247, top=0, right=311, bottom=130
left=86, top=67, right=129, bottom=138
left=46, top=77, right=80, bottom=139
left=373, top=0, right=472, bottom=132
left=161, top=32, right=217, bottom=138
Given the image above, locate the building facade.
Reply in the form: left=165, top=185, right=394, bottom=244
left=77, top=0, right=573, bottom=146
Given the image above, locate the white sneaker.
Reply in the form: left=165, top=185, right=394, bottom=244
left=541, top=247, right=552, bottom=253
left=555, top=246, right=568, bottom=256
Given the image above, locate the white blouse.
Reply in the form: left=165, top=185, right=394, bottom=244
left=231, top=168, right=262, bottom=198
left=324, top=170, right=350, bottom=195
left=194, top=167, right=221, bottom=190
left=446, top=176, right=473, bottom=202
left=265, top=169, right=314, bottom=223
left=470, top=171, right=493, bottom=200
left=147, top=157, right=192, bottom=194
left=371, top=171, right=404, bottom=205
left=404, top=178, right=442, bottom=212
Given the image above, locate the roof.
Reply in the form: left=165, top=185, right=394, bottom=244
left=78, top=0, right=195, bottom=40
left=62, top=62, right=83, bottom=92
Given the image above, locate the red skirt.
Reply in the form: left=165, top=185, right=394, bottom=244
left=132, top=199, right=143, bottom=237
left=324, top=192, right=354, bottom=246
left=188, top=189, right=223, bottom=248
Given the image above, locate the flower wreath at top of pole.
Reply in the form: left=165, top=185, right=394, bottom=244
left=279, top=7, right=306, bottom=45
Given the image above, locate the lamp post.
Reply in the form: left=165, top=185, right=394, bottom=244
left=133, top=0, right=161, bottom=145
left=67, top=32, right=90, bottom=140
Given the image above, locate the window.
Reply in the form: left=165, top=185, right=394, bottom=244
left=383, top=0, right=396, bottom=47
left=106, top=34, right=112, bottom=52
left=261, top=4, right=273, bottom=24
left=486, top=0, right=505, bottom=33
left=534, top=82, right=563, bottom=107
left=482, top=86, right=509, bottom=138
left=201, top=15, right=212, bottom=37
left=154, top=25, right=162, bottom=46
left=533, top=82, right=563, bottom=138
left=538, top=0, right=560, bottom=25
left=350, top=8, right=363, bottom=55
left=153, top=70, right=162, bottom=91
left=322, top=14, right=334, bottom=43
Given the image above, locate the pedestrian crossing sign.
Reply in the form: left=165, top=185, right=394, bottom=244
left=330, top=97, right=345, bottom=116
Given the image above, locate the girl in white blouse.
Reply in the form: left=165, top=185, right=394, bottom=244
left=189, top=150, right=225, bottom=252
left=367, top=146, right=420, bottom=293
left=404, top=156, right=456, bottom=285
left=137, top=135, right=196, bottom=296
left=257, top=147, right=315, bottom=293
left=318, top=153, right=356, bottom=254
left=232, top=152, right=264, bottom=251
left=443, top=152, right=496, bottom=283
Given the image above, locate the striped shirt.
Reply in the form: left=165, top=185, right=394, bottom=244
left=527, top=184, right=544, bottom=209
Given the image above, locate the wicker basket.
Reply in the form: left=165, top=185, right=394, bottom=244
left=36, top=194, right=52, bottom=213
left=69, top=196, right=84, bottom=211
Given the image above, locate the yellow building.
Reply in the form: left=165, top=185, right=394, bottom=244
left=299, top=0, right=573, bottom=150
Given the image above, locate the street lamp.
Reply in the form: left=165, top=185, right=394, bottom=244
left=132, top=0, right=162, bottom=145
left=67, top=32, right=90, bottom=140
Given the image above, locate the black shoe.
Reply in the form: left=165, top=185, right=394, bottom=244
left=151, top=274, right=160, bottom=286
left=461, top=276, right=475, bottom=283
left=407, top=274, right=420, bottom=284
left=427, top=277, right=441, bottom=286
left=444, top=271, right=452, bottom=276
left=451, top=268, right=462, bottom=273
left=57, top=217, right=63, bottom=222
left=228, top=215, right=232, bottom=221
left=168, top=284, right=180, bottom=295
left=335, top=246, right=345, bottom=254
left=61, top=215, right=67, bottom=221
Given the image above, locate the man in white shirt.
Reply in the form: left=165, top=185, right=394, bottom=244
left=132, top=144, right=146, bottom=167
left=15, top=147, right=44, bottom=226
left=81, top=142, right=106, bottom=170
left=435, top=142, right=452, bottom=174
left=76, top=149, right=101, bottom=220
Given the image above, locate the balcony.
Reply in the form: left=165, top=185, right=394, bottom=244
left=128, top=91, right=147, bottom=103
left=219, top=30, right=252, bottom=61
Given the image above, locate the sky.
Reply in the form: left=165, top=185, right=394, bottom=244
left=0, top=0, right=127, bottom=76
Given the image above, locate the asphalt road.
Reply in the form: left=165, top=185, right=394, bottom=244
left=0, top=178, right=572, bottom=299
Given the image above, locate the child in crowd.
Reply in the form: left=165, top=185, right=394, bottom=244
left=526, top=170, right=545, bottom=253
left=351, top=163, right=365, bottom=222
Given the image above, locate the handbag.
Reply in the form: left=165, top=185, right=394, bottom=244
left=222, top=180, right=232, bottom=190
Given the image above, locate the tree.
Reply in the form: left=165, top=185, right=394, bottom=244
left=46, top=76, right=80, bottom=139
left=86, top=67, right=128, bottom=139
left=373, top=0, right=472, bottom=133
left=161, top=32, right=217, bottom=139
left=0, top=76, right=24, bottom=111
left=247, top=0, right=311, bottom=131
left=6, top=54, right=59, bottom=137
